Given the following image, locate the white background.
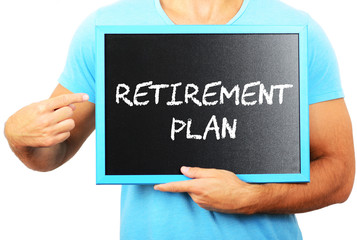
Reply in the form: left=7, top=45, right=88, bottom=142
left=0, top=0, right=355, bottom=239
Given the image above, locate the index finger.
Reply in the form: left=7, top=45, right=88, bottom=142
left=48, top=93, right=89, bottom=110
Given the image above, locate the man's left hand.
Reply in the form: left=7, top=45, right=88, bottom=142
left=154, top=166, right=263, bottom=214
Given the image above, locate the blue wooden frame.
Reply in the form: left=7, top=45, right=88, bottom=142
left=95, top=25, right=309, bottom=185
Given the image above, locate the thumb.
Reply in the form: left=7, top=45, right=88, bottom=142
left=181, top=166, right=217, bottom=179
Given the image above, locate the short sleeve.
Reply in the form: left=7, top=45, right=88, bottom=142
left=58, top=12, right=96, bottom=103
left=307, top=16, right=344, bottom=105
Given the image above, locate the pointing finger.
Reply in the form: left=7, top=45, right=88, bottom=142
left=48, top=93, right=89, bottom=110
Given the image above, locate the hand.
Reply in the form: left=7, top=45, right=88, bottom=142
left=154, top=167, right=263, bottom=214
left=5, top=93, right=89, bottom=149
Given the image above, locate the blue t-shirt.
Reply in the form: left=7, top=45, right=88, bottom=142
left=58, top=0, right=344, bottom=239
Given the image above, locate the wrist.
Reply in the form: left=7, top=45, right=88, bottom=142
left=251, top=183, right=291, bottom=214
left=4, top=117, right=36, bottom=164
left=4, top=117, right=23, bottom=149
left=246, top=184, right=266, bottom=214
left=234, top=182, right=289, bottom=215
left=231, top=182, right=265, bottom=215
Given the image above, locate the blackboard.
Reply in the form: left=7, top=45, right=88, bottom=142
left=95, top=25, right=309, bottom=184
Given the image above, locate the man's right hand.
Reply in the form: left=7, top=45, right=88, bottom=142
left=5, top=93, right=89, bottom=149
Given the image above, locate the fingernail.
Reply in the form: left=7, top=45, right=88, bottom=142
left=181, top=166, right=190, bottom=174
left=82, top=94, right=89, bottom=101
left=68, top=104, right=76, bottom=110
left=154, top=185, right=159, bottom=190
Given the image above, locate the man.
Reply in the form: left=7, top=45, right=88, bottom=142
left=4, top=0, right=355, bottom=239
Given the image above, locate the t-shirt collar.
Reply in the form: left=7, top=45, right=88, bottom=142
left=154, top=0, right=251, bottom=25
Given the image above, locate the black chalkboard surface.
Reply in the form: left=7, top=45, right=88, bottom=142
left=95, top=26, right=309, bottom=184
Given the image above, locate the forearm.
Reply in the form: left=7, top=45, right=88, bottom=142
left=253, top=156, right=355, bottom=214
left=5, top=124, right=69, bottom=172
